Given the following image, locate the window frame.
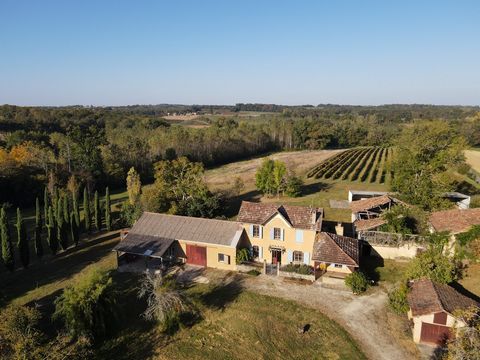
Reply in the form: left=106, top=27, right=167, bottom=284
left=252, top=245, right=259, bottom=259
left=273, top=227, right=282, bottom=240
left=293, top=250, right=304, bottom=264
left=218, top=253, right=228, bottom=263
left=252, top=225, right=260, bottom=238
left=333, top=263, right=342, bottom=269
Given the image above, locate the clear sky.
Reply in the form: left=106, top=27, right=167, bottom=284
left=1, top=0, right=479, bottom=106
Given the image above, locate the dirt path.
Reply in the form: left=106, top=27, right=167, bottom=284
left=242, top=275, right=415, bottom=360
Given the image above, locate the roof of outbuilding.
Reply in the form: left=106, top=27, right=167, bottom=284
left=312, top=232, right=360, bottom=266
left=353, top=218, right=387, bottom=231
left=114, top=212, right=244, bottom=253
left=429, top=208, right=480, bottom=234
left=350, top=195, right=400, bottom=213
left=237, top=201, right=323, bottom=231
left=407, top=279, right=479, bottom=317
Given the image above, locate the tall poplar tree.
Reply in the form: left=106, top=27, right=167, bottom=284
left=16, top=208, right=29, bottom=268
left=63, top=195, right=69, bottom=225
left=1, top=208, right=14, bottom=271
left=93, top=190, right=100, bottom=231
left=83, top=188, right=91, bottom=233
left=47, top=205, right=58, bottom=255
left=34, top=197, right=43, bottom=259
left=43, top=187, right=49, bottom=227
left=57, top=201, right=68, bottom=250
left=72, top=193, right=80, bottom=229
left=105, top=187, right=111, bottom=231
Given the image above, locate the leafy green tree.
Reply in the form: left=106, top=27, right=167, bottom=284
left=16, top=208, right=29, bottom=268
left=391, top=121, right=466, bottom=210
left=83, top=188, right=90, bottom=233
left=285, top=175, right=303, bottom=197
left=34, top=197, right=43, bottom=259
left=104, top=187, right=111, bottom=231
left=255, top=159, right=289, bottom=197
left=126, top=167, right=142, bottom=206
left=388, top=282, right=410, bottom=314
left=445, top=307, right=480, bottom=360
left=272, top=160, right=286, bottom=197
left=1, top=208, right=14, bottom=271
left=54, top=269, right=117, bottom=341
left=70, top=211, right=79, bottom=246
left=164, top=147, right=177, bottom=161
left=93, top=190, right=100, bottom=231
left=47, top=205, right=58, bottom=255
left=345, top=271, right=369, bottom=294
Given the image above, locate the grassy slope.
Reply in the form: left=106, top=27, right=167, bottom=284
left=465, top=149, right=480, bottom=173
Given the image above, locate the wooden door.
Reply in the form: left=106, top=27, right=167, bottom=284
left=420, top=322, right=452, bottom=345
left=272, top=250, right=281, bottom=265
left=186, top=245, right=207, bottom=267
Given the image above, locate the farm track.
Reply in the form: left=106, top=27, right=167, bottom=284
left=308, top=146, right=392, bottom=185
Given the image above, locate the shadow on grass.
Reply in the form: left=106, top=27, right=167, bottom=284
left=360, top=255, right=383, bottom=283
left=223, top=189, right=262, bottom=218
left=200, top=273, right=244, bottom=311
left=450, top=281, right=480, bottom=303
left=301, top=181, right=332, bottom=196
left=0, top=232, right=120, bottom=307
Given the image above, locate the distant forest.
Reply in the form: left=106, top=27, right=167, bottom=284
left=0, top=103, right=479, bottom=205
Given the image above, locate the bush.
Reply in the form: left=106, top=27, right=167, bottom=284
left=54, top=269, right=118, bottom=341
left=388, top=282, right=410, bottom=314
left=285, top=176, right=303, bottom=197
left=246, top=269, right=261, bottom=276
left=236, top=248, right=251, bottom=264
left=0, top=304, right=42, bottom=359
left=345, top=271, right=369, bottom=294
left=280, top=264, right=313, bottom=275
left=118, top=201, right=143, bottom=227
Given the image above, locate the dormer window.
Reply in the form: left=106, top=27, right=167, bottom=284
left=274, top=227, right=282, bottom=240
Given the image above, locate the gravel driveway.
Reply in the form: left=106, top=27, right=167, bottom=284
left=242, top=275, right=416, bottom=360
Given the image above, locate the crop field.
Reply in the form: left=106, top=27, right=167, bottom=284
left=307, top=147, right=393, bottom=184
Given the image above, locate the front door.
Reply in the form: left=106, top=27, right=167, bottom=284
left=271, top=249, right=282, bottom=265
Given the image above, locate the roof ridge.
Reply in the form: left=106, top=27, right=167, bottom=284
left=142, top=211, right=242, bottom=226
left=323, top=232, right=357, bottom=265
left=430, top=280, right=447, bottom=313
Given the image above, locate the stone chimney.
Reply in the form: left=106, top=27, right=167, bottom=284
left=311, top=211, right=317, bottom=224
left=335, top=222, right=344, bottom=236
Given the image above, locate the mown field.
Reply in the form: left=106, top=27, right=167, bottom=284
left=465, top=148, right=480, bottom=173
left=307, top=147, right=393, bottom=185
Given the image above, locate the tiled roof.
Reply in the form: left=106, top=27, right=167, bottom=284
left=407, top=279, right=479, bottom=317
left=350, top=195, right=399, bottom=213
left=312, top=232, right=360, bottom=266
left=114, top=234, right=174, bottom=258
left=237, top=201, right=323, bottom=231
left=429, top=208, right=480, bottom=234
left=354, top=218, right=387, bottom=231
left=115, top=212, right=244, bottom=251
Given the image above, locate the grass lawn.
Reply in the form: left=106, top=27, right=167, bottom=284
left=362, top=257, right=409, bottom=286
left=459, top=263, right=480, bottom=297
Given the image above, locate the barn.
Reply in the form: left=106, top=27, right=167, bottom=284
left=407, top=278, right=479, bottom=346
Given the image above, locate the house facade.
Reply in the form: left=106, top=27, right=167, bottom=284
left=407, top=278, right=479, bottom=346
left=237, top=201, right=322, bottom=266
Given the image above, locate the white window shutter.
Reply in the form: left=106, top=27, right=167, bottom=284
left=249, top=224, right=253, bottom=237
left=281, top=229, right=285, bottom=241
left=296, top=230, right=304, bottom=243
left=259, top=246, right=263, bottom=259
left=270, top=228, right=274, bottom=239
left=287, top=250, right=293, bottom=263
left=303, top=252, right=310, bottom=265
left=260, top=226, right=263, bottom=239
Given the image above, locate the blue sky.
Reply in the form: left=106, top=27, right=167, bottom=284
left=1, top=0, right=479, bottom=106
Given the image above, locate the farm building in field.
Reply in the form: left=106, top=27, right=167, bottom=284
left=114, top=212, right=249, bottom=272
left=407, top=278, right=479, bottom=346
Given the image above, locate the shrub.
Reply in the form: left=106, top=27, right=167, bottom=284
left=54, top=268, right=118, bottom=341
left=0, top=304, right=42, bottom=359
left=246, top=269, right=261, bottom=276
left=285, top=176, right=303, bottom=197
left=280, top=264, right=313, bottom=275
left=236, top=248, right=251, bottom=264
left=388, top=282, right=410, bottom=314
left=345, top=271, right=369, bottom=294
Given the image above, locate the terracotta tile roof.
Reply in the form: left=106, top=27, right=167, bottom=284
left=237, top=201, right=323, bottom=231
left=429, top=208, right=480, bottom=234
left=312, top=232, right=360, bottom=266
left=407, top=279, right=479, bottom=317
left=354, top=218, right=387, bottom=231
left=115, top=212, right=244, bottom=251
left=350, top=195, right=400, bottom=213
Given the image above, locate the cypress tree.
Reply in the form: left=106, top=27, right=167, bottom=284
left=63, top=195, right=69, bottom=225
left=72, top=193, right=80, bottom=230
left=93, top=190, right=100, bottom=231
left=57, top=201, right=68, bottom=250
left=70, top=211, right=79, bottom=246
left=1, top=208, right=14, bottom=271
left=105, top=187, right=111, bottom=232
left=16, top=208, right=29, bottom=268
left=43, top=187, right=49, bottom=227
left=34, top=197, right=43, bottom=259
left=52, top=187, right=59, bottom=222
left=83, top=188, right=90, bottom=233
left=47, top=205, right=58, bottom=255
